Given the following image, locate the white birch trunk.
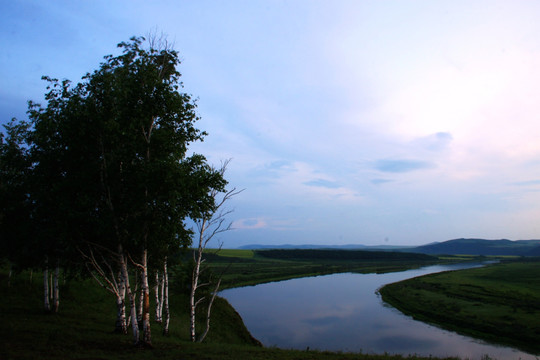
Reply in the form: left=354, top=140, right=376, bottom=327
left=43, top=257, right=50, bottom=312
left=115, top=245, right=127, bottom=334
left=52, top=261, right=60, bottom=313
left=137, top=270, right=143, bottom=323
left=141, top=249, right=152, bottom=347
left=198, top=278, right=221, bottom=342
left=122, top=255, right=139, bottom=345
left=190, top=219, right=206, bottom=342
left=189, top=254, right=201, bottom=341
left=115, top=276, right=127, bottom=334
left=159, top=269, right=164, bottom=321
left=162, top=256, right=169, bottom=336
left=154, top=271, right=162, bottom=323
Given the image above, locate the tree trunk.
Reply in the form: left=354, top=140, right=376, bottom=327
left=159, top=269, right=164, bottom=321
left=115, top=245, right=128, bottom=334
left=141, top=249, right=152, bottom=347
left=122, top=254, right=139, bottom=345
left=190, top=219, right=206, bottom=342
left=189, top=251, right=201, bottom=342
left=162, top=256, right=169, bottom=336
left=154, top=271, right=162, bottom=323
left=52, top=261, right=60, bottom=313
left=137, top=270, right=143, bottom=323
left=198, top=278, right=221, bottom=343
left=115, top=277, right=127, bottom=334
left=43, top=256, right=50, bottom=312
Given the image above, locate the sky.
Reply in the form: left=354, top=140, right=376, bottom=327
left=2, top=1, right=540, bottom=248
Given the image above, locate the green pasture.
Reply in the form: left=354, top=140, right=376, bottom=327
left=207, top=248, right=254, bottom=258
left=206, top=249, right=448, bottom=289
left=379, top=259, right=540, bottom=355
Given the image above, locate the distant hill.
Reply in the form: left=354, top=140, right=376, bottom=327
left=238, top=243, right=413, bottom=250
left=407, top=238, right=540, bottom=256
left=238, top=238, right=540, bottom=256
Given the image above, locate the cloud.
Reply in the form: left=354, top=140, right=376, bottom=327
left=510, top=180, right=540, bottom=187
left=373, top=159, right=436, bottom=173
left=233, top=217, right=267, bottom=230
left=304, top=178, right=341, bottom=189
left=267, top=160, right=293, bottom=170
left=371, top=178, right=393, bottom=185
left=414, top=132, right=453, bottom=152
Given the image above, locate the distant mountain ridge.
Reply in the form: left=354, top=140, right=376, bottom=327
left=238, top=243, right=412, bottom=250
left=409, top=238, right=540, bottom=256
left=239, top=238, right=540, bottom=256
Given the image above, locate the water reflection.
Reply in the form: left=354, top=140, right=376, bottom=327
left=221, top=263, right=536, bottom=359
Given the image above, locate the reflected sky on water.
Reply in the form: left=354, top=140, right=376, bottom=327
left=221, top=263, right=536, bottom=359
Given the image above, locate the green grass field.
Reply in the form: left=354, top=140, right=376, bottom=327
left=379, top=259, right=540, bottom=355
left=206, top=248, right=447, bottom=289
left=208, top=248, right=255, bottom=258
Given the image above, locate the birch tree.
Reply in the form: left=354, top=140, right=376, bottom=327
left=2, top=35, right=229, bottom=346
left=190, top=160, right=242, bottom=342
left=161, top=256, right=170, bottom=335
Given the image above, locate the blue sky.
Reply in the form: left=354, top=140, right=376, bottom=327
left=2, top=1, right=540, bottom=247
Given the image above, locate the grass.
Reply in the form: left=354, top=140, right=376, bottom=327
left=209, top=248, right=255, bottom=258
left=379, top=258, right=540, bottom=355
left=206, top=249, right=458, bottom=289
left=0, top=263, right=464, bottom=360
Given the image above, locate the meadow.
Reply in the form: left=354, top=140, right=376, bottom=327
left=379, top=258, right=540, bottom=355
left=2, top=250, right=536, bottom=359
left=206, top=248, right=444, bottom=288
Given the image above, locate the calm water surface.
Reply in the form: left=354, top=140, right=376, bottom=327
left=221, top=263, right=537, bottom=359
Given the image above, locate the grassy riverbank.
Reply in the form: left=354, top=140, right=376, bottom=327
left=0, top=263, right=466, bottom=360
left=3, top=249, right=488, bottom=360
left=207, top=248, right=449, bottom=288
left=379, top=259, right=540, bottom=355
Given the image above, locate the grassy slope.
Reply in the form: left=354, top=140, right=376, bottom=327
left=0, top=269, right=258, bottom=360
left=0, top=259, right=462, bottom=360
left=379, top=259, right=540, bottom=355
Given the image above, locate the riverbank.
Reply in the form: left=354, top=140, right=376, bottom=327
left=207, top=248, right=469, bottom=288
left=1, top=266, right=464, bottom=360
left=379, top=259, right=540, bottom=355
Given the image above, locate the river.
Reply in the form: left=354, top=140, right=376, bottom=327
left=221, top=263, right=536, bottom=359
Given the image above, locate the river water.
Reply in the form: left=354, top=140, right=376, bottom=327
left=221, top=263, right=537, bottom=359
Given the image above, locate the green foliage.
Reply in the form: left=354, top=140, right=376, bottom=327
left=0, top=119, right=35, bottom=267
left=1, top=35, right=228, bottom=272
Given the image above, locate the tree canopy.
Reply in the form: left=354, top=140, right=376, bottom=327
left=0, top=37, right=228, bottom=343
left=2, top=35, right=226, bottom=262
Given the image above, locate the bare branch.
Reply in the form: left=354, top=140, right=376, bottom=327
left=189, top=158, right=243, bottom=342
left=79, top=246, right=120, bottom=297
